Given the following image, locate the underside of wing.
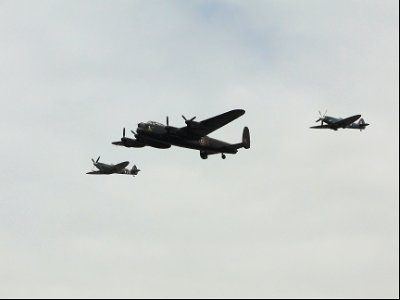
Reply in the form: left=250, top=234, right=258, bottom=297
left=86, top=171, right=104, bottom=175
left=146, top=140, right=171, bottom=149
left=112, top=138, right=146, bottom=148
left=178, top=109, right=245, bottom=138
left=310, top=125, right=333, bottom=129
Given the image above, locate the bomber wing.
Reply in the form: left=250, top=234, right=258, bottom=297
left=177, top=109, right=245, bottom=139
left=112, top=138, right=146, bottom=148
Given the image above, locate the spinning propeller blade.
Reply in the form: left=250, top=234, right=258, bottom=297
left=182, top=115, right=196, bottom=126
left=316, top=110, right=327, bottom=125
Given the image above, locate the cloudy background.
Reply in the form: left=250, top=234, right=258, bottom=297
left=0, top=0, right=398, bottom=298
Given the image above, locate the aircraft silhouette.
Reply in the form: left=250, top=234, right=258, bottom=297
left=112, top=109, right=250, bottom=159
left=86, top=156, right=140, bottom=176
left=310, top=110, right=370, bottom=131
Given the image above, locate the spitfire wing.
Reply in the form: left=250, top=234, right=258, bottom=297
left=178, top=109, right=245, bottom=138
left=86, top=171, right=104, bottom=175
left=332, top=115, right=361, bottom=128
left=310, top=125, right=333, bottom=129
left=111, top=161, right=130, bottom=173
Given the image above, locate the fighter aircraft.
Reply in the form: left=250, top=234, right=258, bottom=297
left=112, top=109, right=250, bottom=159
left=86, top=156, right=140, bottom=176
left=310, top=110, right=370, bottom=131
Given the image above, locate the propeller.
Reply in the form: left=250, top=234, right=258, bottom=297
left=182, top=115, right=196, bottom=126
left=315, top=110, right=327, bottom=126
left=113, top=127, right=139, bottom=146
left=165, top=116, right=174, bottom=133
left=91, top=156, right=100, bottom=164
left=112, top=128, right=129, bottom=145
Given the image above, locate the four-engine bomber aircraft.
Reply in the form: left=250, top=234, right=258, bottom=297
left=112, top=109, right=250, bottom=159
left=310, top=110, right=370, bottom=131
left=86, top=156, right=140, bottom=176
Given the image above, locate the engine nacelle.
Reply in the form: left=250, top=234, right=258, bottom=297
left=120, top=138, right=145, bottom=148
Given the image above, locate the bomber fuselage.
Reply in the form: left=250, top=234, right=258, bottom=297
left=135, top=122, right=237, bottom=154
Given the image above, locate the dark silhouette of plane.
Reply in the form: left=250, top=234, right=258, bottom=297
left=112, top=109, right=250, bottom=159
left=310, top=110, right=370, bottom=131
left=86, top=156, right=140, bottom=176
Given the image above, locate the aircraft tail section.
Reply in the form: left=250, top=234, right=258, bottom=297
left=242, top=126, right=250, bottom=149
left=131, top=165, right=141, bottom=175
left=358, top=118, right=370, bottom=131
left=223, top=127, right=250, bottom=153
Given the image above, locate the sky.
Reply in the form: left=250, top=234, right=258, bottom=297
left=0, top=0, right=398, bottom=298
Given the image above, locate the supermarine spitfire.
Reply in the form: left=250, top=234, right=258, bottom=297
left=310, top=110, right=370, bottom=131
left=86, top=156, right=140, bottom=176
left=112, top=109, right=250, bottom=159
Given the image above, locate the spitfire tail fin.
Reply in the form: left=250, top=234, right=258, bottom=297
left=358, top=118, right=370, bottom=131
left=131, top=165, right=141, bottom=175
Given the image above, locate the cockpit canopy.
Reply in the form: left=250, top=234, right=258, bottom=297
left=147, top=121, right=164, bottom=126
left=137, top=121, right=165, bottom=133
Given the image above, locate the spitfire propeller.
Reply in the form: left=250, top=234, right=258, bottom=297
left=91, top=156, right=100, bottom=164
left=316, top=110, right=328, bottom=126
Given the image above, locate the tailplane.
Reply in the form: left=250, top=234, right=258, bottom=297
left=224, top=127, right=251, bottom=153
left=358, top=118, right=370, bottom=131
left=131, top=165, right=141, bottom=175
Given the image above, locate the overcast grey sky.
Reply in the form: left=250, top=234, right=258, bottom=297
left=0, top=0, right=398, bottom=298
